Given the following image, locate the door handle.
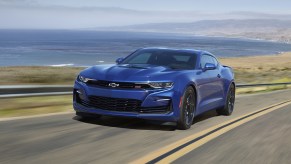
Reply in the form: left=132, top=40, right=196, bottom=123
left=217, top=74, right=221, bottom=78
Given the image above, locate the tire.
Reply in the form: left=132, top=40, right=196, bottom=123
left=76, top=112, right=102, bottom=120
left=217, top=84, right=235, bottom=116
left=177, top=86, right=196, bottom=130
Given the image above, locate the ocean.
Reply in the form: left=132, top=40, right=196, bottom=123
left=1, top=30, right=291, bottom=67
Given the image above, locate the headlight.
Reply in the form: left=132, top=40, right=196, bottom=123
left=148, top=82, right=174, bottom=89
left=78, top=75, right=90, bottom=83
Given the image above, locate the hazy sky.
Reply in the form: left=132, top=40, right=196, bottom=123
left=1, top=0, right=291, bottom=29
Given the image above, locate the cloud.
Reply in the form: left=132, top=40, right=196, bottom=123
left=0, top=0, right=37, bottom=5
left=229, top=11, right=291, bottom=20
left=1, top=2, right=291, bottom=29
left=0, top=5, right=210, bottom=29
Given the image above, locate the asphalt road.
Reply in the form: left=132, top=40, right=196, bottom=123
left=174, top=103, right=291, bottom=164
left=1, top=89, right=291, bottom=164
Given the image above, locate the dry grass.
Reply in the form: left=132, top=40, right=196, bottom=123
left=219, top=52, right=291, bottom=83
left=0, top=95, right=72, bottom=118
left=0, top=66, right=83, bottom=85
left=220, top=52, right=291, bottom=70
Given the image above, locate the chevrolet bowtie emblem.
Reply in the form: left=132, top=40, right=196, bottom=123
left=108, top=83, right=120, bottom=88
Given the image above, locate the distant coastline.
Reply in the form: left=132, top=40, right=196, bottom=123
left=92, top=29, right=291, bottom=45
left=90, top=19, right=291, bottom=44
left=1, top=30, right=291, bottom=67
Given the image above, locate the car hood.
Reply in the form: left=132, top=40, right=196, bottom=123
left=80, top=64, right=188, bottom=82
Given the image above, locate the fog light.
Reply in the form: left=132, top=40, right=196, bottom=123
left=76, top=90, right=86, bottom=100
left=155, top=98, right=171, bottom=102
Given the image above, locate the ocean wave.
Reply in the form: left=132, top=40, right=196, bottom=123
left=49, top=63, right=75, bottom=67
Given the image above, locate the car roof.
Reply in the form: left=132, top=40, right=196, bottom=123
left=141, top=47, right=212, bottom=56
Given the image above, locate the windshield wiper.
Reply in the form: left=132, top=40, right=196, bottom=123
left=120, top=64, right=148, bottom=69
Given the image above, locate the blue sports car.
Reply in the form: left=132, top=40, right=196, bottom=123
left=73, top=48, right=235, bottom=129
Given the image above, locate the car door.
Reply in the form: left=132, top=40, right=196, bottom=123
left=197, top=54, right=223, bottom=113
left=208, top=55, right=225, bottom=99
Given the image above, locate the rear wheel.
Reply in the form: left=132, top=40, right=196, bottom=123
left=76, top=112, right=102, bottom=120
left=217, top=84, right=235, bottom=116
left=177, top=86, right=196, bottom=130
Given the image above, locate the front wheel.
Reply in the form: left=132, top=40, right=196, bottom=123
left=177, top=86, right=196, bottom=130
left=217, top=84, right=235, bottom=116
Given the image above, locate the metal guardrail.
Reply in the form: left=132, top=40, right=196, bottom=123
left=0, top=82, right=291, bottom=98
left=0, top=85, right=72, bottom=95
left=236, top=82, right=291, bottom=88
left=0, top=92, right=72, bottom=98
left=0, top=85, right=72, bottom=98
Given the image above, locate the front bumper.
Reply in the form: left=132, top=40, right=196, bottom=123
left=73, top=81, right=180, bottom=122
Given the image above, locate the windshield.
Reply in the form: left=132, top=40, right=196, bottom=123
left=121, top=49, right=197, bottom=69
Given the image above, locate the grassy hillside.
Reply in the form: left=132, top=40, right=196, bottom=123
left=0, top=66, right=83, bottom=85
left=220, top=52, right=291, bottom=84
left=0, top=52, right=290, bottom=85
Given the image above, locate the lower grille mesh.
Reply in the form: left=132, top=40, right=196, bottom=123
left=88, top=96, right=141, bottom=112
left=76, top=94, right=170, bottom=113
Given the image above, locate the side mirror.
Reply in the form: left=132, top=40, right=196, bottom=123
left=115, top=57, right=124, bottom=64
left=204, top=63, right=216, bottom=71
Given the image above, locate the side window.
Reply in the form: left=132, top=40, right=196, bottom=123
left=201, top=55, right=213, bottom=68
left=200, top=55, right=208, bottom=69
left=201, top=54, right=218, bottom=69
left=209, top=56, right=218, bottom=66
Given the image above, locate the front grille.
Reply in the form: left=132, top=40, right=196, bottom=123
left=87, top=80, right=151, bottom=89
left=88, top=96, right=141, bottom=112
left=76, top=94, right=170, bottom=113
